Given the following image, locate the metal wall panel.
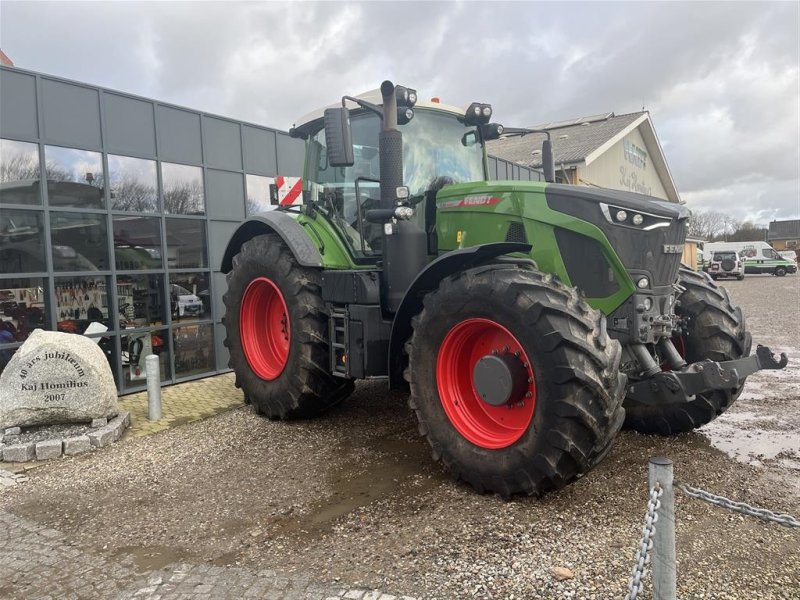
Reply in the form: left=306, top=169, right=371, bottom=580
left=156, top=105, right=203, bottom=165
left=206, top=169, right=245, bottom=221
left=103, top=93, right=157, bottom=157
left=211, top=271, right=228, bottom=323
left=203, top=117, right=242, bottom=171
left=214, top=322, right=230, bottom=372
left=242, top=125, right=278, bottom=176
left=0, top=69, right=38, bottom=139
left=41, top=78, right=102, bottom=149
left=208, top=220, right=240, bottom=275
left=276, top=133, right=305, bottom=176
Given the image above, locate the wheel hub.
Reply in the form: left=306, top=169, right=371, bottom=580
left=473, top=353, right=529, bottom=406
left=435, top=317, right=537, bottom=449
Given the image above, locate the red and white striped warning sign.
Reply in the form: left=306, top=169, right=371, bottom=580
left=275, top=176, right=302, bottom=206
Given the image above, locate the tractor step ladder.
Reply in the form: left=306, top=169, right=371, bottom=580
left=329, top=306, right=349, bottom=378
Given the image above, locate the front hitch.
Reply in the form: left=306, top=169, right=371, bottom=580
left=627, top=345, right=788, bottom=407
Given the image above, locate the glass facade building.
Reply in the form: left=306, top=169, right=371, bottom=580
left=0, top=66, right=539, bottom=393
left=0, top=65, right=305, bottom=393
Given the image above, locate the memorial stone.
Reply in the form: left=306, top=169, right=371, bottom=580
left=0, top=330, right=118, bottom=429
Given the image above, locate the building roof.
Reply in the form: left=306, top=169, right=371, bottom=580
left=768, top=219, right=800, bottom=241
left=486, top=112, right=644, bottom=168
left=486, top=110, right=681, bottom=203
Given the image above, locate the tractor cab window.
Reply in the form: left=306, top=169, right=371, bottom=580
left=308, top=115, right=382, bottom=258
left=306, top=110, right=486, bottom=259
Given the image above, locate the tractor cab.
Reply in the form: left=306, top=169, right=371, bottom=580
left=290, top=92, right=489, bottom=259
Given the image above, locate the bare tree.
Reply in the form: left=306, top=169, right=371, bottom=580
left=111, top=173, right=157, bottom=211
left=688, top=210, right=725, bottom=240
left=163, top=181, right=204, bottom=215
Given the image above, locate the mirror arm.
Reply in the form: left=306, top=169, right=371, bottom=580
left=342, top=96, right=384, bottom=120
left=500, top=127, right=551, bottom=140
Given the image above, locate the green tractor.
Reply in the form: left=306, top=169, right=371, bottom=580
left=221, top=81, right=787, bottom=497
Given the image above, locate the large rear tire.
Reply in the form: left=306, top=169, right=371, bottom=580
left=223, top=234, right=353, bottom=419
left=405, top=265, right=626, bottom=497
left=623, top=268, right=752, bottom=435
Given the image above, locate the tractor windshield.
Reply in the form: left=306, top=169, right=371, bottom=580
left=306, top=109, right=485, bottom=258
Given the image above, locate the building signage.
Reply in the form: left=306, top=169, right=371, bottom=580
left=624, top=138, right=647, bottom=170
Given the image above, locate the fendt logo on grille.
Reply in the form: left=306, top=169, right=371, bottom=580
left=663, top=244, right=683, bottom=254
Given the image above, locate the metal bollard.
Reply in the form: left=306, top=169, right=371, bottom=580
left=146, top=354, right=161, bottom=421
left=649, top=457, right=676, bottom=600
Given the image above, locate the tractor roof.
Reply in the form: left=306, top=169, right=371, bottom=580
left=291, top=88, right=468, bottom=138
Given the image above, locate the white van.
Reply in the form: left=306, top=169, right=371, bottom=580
left=703, top=241, right=797, bottom=277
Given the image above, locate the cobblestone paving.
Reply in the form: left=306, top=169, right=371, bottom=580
left=118, top=373, right=244, bottom=437
left=0, top=509, right=416, bottom=600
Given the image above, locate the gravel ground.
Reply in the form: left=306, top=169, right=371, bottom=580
left=2, top=273, right=799, bottom=599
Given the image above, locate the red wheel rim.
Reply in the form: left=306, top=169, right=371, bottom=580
left=240, top=277, right=290, bottom=380
left=436, top=318, right=536, bottom=449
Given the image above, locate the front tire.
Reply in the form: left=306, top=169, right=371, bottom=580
left=775, top=266, right=787, bottom=277
left=623, top=268, right=751, bottom=435
left=223, top=234, right=353, bottom=419
left=405, top=265, right=626, bottom=497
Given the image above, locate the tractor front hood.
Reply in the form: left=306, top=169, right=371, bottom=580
left=542, top=184, right=689, bottom=289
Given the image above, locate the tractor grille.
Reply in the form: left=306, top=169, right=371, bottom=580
left=505, top=222, right=528, bottom=243
left=555, top=228, right=620, bottom=298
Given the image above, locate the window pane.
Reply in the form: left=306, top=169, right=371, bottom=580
left=169, top=272, right=209, bottom=322
left=51, top=212, right=109, bottom=271
left=122, top=329, right=169, bottom=387
left=113, top=215, right=162, bottom=270
left=165, top=218, right=207, bottom=268
left=0, top=277, right=48, bottom=344
left=162, top=163, right=204, bottom=215
left=246, top=174, right=276, bottom=215
left=109, top=155, right=158, bottom=212
left=0, top=209, right=46, bottom=273
left=0, top=139, right=41, bottom=205
left=44, top=146, right=104, bottom=208
left=55, top=275, right=111, bottom=334
left=173, top=323, right=214, bottom=378
left=117, top=274, right=166, bottom=327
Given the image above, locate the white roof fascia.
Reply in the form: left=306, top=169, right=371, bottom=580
left=637, top=117, right=682, bottom=203
left=583, top=113, right=681, bottom=203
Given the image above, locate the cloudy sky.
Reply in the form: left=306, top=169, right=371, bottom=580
left=2, top=1, right=798, bottom=222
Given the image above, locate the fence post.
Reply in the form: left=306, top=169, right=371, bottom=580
left=649, top=457, right=676, bottom=600
left=146, top=354, right=161, bottom=421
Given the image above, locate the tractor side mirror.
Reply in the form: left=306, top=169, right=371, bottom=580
left=541, top=138, right=555, bottom=183
left=323, top=108, right=354, bottom=167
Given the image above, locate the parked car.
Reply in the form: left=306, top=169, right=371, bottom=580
left=708, top=250, right=745, bottom=280
left=170, top=284, right=204, bottom=318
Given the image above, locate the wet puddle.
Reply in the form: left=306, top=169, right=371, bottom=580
left=698, top=346, right=800, bottom=468
left=110, top=544, right=190, bottom=571
left=268, top=436, right=442, bottom=538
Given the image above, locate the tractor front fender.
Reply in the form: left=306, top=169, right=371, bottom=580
left=388, top=242, right=531, bottom=389
left=220, top=212, right=323, bottom=273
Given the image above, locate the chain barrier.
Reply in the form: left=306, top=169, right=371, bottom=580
left=625, top=482, right=663, bottom=600
left=679, top=483, right=800, bottom=529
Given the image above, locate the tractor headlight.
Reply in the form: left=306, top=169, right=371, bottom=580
left=465, top=102, right=493, bottom=125
left=632, top=213, right=644, bottom=226
left=616, top=210, right=628, bottom=222
left=643, top=297, right=652, bottom=311
left=637, top=277, right=650, bottom=289
left=395, top=85, right=417, bottom=107
left=394, top=206, right=414, bottom=220
left=397, top=107, right=414, bottom=125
